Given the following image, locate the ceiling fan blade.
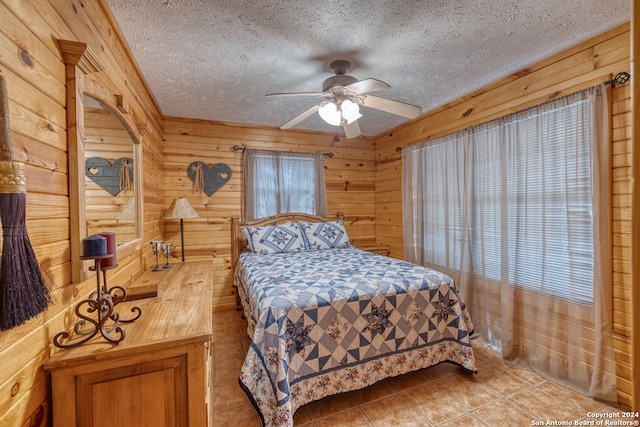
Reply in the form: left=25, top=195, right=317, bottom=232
left=266, top=92, right=327, bottom=97
left=345, top=78, right=390, bottom=94
left=280, top=103, right=322, bottom=129
left=343, top=120, right=361, bottom=139
left=361, top=95, right=421, bottom=119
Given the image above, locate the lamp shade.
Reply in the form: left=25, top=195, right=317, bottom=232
left=163, top=197, right=199, bottom=220
left=116, top=198, right=136, bottom=220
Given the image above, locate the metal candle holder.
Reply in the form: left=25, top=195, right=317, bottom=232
left=151, top=240, right=164, bottom=272
left=162, top=242, right=173, bottom=269
left=53, top=256, right=142, bottom=349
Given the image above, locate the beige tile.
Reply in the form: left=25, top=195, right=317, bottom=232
left=308, top=391, right=360, bottom=420
left=214, top=355, right=244, bottom=383
left=508, top=386, right=585, bottom=421
left=316, top=408, right=373, bottom=427
left=473, top=355, right=501, bottom=371
left=401, top=383, right=469, bottom=425
left=421, top=362, right=465, bottom=382
left=438, top=413, right=490, bottom=427
left=385, top=370, right=433, bottom=393
left=213, top=379, right=252, bottom=411
left=498, top=363, right=545, bottom=386
left=213, top=335, right=246, bottom=360
left=294, top=404, right=315, bottom=425
left=212, top=309, right=238, bottom=329
left=212, top=325, right=240, bottom=342
left=474, top=399, right=535, bottom=427
left=211, top=404, right=261, bottom=427
left=475, top=363, right=530, bottom=396
left=351, top=379, right=397, bottom=405
left=213, top=308, right=238, bottom=321
left=536, top=380, right=603, bottom=413
left=361, top=394, right=429, bottom=427
left=435, top=374, right=501, bottom=410
left=471, top=343, right=503, bottom=363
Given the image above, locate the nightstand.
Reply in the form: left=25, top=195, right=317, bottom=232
left=357, top=245, right=390, bottom=257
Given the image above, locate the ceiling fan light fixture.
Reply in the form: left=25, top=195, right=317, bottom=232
left=341, top=99, right=362, bottom=124
left=318, top=102, right=342, bottom=126
left=268, top=59, right=421, bottom=138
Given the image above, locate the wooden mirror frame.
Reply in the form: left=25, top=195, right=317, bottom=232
left=59, top=40, right=146, bottom=283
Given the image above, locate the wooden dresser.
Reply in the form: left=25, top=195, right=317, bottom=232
left=44, top=259, right=213, bottom=427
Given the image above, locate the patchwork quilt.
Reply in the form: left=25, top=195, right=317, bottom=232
left=234, top=247, right=476, bottom=427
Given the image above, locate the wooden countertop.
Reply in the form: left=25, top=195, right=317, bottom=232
left=45, top=259, right=213, bottom=370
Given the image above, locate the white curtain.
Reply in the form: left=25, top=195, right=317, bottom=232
left=243, top=148, right=327, bottom=220
left=402, top=85, right=617, bottom=402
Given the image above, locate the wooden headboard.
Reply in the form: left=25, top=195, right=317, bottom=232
left=230, top=212, right=344, bottom=269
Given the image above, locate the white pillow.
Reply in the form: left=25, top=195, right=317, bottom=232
left=300, top=220, right=350, bottom=250
left=244, top=222, right=306, bottom=254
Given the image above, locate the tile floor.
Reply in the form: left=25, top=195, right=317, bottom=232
left=211, top=309, right=627, bottom=427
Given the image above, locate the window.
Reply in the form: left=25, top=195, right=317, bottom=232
left=404, top=92, right=595, bottom=304
left=243, top=148, right=327, bottom=220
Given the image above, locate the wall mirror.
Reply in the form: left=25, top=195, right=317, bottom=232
left=83, top=94, right=137, bottom=244
left=59, top=39, right=145, bottom=283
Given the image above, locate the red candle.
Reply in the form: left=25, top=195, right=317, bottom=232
left=98, top=231, right=117, bottom=268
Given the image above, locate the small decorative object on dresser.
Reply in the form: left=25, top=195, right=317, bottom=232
left=162, top=242, right=173, bottom=268
left=150, top=240, right=164, bottom=272
left=163, top=197, right=199, bottom=262
left=52, top=233, right=142, bottom=349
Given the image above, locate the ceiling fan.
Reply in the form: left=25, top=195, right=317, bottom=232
left=266, top=60, right=422, bottom=139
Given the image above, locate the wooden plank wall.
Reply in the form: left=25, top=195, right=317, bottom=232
left=0, top=0, right=164, bottom=425
left=373, top=23, right=633, bottom=408
left=630, top=1, right=639, bottom=412
left=161, top=119, right=377, bottom=311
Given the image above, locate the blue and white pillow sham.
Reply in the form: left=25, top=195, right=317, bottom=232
left=299, top=220, right=350, bottom=250
left=244, top=222, right=306, bottom=254
left=244, top=220, right=351, bottom=254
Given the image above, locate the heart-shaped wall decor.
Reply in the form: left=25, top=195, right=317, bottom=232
left=187, top=161, right=232, bottom=196
left=85, top=157, right=134, bottom=196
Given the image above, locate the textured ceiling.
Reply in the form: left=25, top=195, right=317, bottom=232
left=105, top=0, right=630, bottom=137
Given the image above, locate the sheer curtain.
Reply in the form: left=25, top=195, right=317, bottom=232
left=403, top=85, right=617, bottom=402
left=243, top=148, right=327, bottom=221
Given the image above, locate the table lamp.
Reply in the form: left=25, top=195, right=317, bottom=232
left=163, top=197, right=199, bottom=262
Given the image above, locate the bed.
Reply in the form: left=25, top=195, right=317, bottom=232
left=231, top=213, right=476, bottom=427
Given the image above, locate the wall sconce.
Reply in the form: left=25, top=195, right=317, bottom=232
left=163, top=197, right=199, bottom=262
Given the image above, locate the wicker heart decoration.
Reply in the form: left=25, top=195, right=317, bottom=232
left=187, top=161, right=232, bottom=196
left=85, top=157, right=134, bottom=196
